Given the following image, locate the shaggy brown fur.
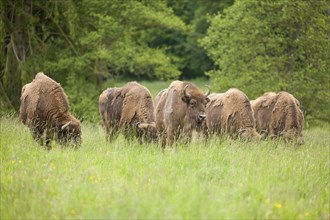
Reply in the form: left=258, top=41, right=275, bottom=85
left=99, top=87, right=124, bottom=141
left=205, top=89, right=260, bottom=140
left=99, top=81, right=157, bottom=142
left=251, top=91, right=304, bottom=144
left=159, top=80, right=209, bottom=146
left=154, top=89, right=168, bottom=140
left=19, top=72, right=81, bottom=149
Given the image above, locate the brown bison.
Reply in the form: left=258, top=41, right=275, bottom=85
left=99, top=81, right=157, bottom=143
left=251, top=91, right=304, bottom=144
left=19, top=72, right=81, bottom=149
left=155, top=80, right=210, bottom=146
left=205, top=88, right=260, bottom=140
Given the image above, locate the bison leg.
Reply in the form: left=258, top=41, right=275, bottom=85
left=44, top=129, right=54, bottom=150
left=182, top=126, right=192, bottom=145
left=109, top=132, right=119, bottom=142
left=201, top=128, right=209, bottom=146
left=158, top=130, right=167, bottom=148
left=30, top=126, right=45, bottom=145
left=166, top=125, right=176, bottom=147
left=104, top=124, right=110, bottom=142
left=108, top=126, right=120, bottom=142
left=155, top=123, right=166, bottom=148
left=120, top=124, right=136, bottom=142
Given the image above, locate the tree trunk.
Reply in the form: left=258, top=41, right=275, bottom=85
left=2, top=0, right=31, bottom=110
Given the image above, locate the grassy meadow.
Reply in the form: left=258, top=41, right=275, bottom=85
left=0, top=115, right=329, bottom=219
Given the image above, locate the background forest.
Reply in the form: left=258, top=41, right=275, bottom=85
left=1, top=0, right=329, bottom=123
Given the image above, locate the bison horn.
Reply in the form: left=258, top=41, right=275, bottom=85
left=183, top=85, right=191, bottom=99
left=238, top=128, right=247, bottom=134
left=204, top=85, right=210, bottom=96
left=137, top=122, right=149, bottom=129
left=61, top=121, right=71, bottom=130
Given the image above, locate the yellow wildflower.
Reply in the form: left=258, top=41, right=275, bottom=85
left=274, top=202, right=282, bottom=209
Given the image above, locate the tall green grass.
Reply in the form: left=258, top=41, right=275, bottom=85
left=1, top=116, right=329, bottom=219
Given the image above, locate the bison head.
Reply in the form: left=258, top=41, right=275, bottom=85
left=182, top=85, right=210, bottom=127
left=58, top=119, right=82, bottom=146
left=281, top=129, right=304, bottom=145
left=137, top=122, right=158, bottom=142
left=238, top=128, right=261, bottom=141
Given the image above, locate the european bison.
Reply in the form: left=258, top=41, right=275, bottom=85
left=99, top=81, right=157, bottom=143
left=19, top=72, right=81, bottom=149
left=155, top=80, right=210, bottom=146
left=251, top=91, right=304, bottom=144
left=205, top=88, right=260, bottom=140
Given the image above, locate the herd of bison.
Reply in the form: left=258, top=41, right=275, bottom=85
left=19, top=72, right=304, bottom=150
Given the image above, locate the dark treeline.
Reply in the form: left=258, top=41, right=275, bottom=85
left=1, top=0, right=329, bottom=123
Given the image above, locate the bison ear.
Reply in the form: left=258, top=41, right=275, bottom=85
left=61, top=121, right=71, bottom=130
left=205, top=97, right=210, bottom=103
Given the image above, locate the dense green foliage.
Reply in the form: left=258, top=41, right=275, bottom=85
left=201, top=0, right=330, bottom=121
left=1, top=116, right=329, bottom=218
left=0, top=0, right=187, bottom=111
left=0, top=0, right=234, bottom=121
left=150, top=0, right=233, bottom=78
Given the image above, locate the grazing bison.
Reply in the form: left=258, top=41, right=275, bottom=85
left=205, top=88, right=260, bottom=140
left=19, top=72, right=81, bottom=149
left=251, top=91, right=304, bottom=144
left=155, top=80, right=210, bottom=146
left=99, top=82, right=157, bottom=143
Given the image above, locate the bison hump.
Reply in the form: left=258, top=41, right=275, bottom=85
left=32, top=73, right=70, bottom=115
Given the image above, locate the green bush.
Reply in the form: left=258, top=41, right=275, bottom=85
left=201, top=0, right=330, bottom=122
